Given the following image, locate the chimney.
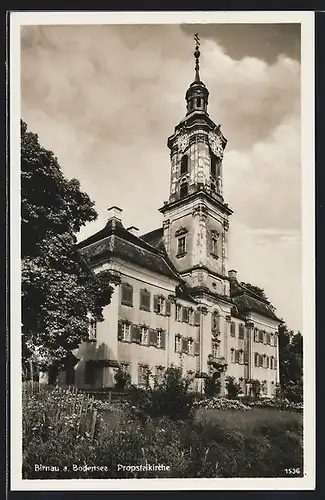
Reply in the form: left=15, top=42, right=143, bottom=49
left=228, top=269, right=238, bottom=280
left=107, top=206, right=122, bottom=222
left=126, top=226, right=139, bottom=236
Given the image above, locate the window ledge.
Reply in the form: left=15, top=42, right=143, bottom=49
left=121, top=302, right=133, bottom=308
left=176, top=252, right=187, bottom=259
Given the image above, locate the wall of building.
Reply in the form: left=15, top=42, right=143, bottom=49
left=163, top=199, right=230, bottom=283
left=57, top=259, right=280, bottom=398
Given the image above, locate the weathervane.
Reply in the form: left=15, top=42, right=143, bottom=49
left=194, top=33, right=201, bottom=82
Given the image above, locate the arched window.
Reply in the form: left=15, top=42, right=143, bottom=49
left=210, top=181, right=216, bottom=193
left=180, top=182, right=188, bottom=198
left=180, top=155, right=188, bottom=175
left=197, top=97, right=202, bottom=108
left=210, top=154, right=217, bottom=177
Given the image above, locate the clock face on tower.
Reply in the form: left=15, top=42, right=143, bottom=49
left=208, top=131, right=224, bottom=159
left=177, top=133, right=189, bottom=154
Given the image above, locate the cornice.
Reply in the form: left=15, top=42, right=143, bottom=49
left=159, top=189, right=233, bottom=216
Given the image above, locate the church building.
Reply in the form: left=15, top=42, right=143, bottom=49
left=58, top=37, right=281, bottom=397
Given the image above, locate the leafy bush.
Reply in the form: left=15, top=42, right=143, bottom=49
left=126, top=366, right=196, bottom=422
left=225, top=376, right=243, bottom=399
left=194, top=397, right=251, bottom=411
left=114, top=368, right=131, bottom=392
left=247, top=397, right=303, bottom=413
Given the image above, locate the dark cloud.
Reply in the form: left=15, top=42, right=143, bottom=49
left=180, top=23, right=301, bottom=63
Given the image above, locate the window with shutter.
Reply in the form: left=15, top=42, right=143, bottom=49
left=194, top=310, right=201, bottom=326
left=160, top=331, right=166, bottom=350
left=120, top=322, right=131, bottom=342
left=244, top=350, right=248, bottom=364
left=165, top=299, right=171, bottom=316
left=157, top=296, right=165, bottom=314
left=194, top=340, right=200, bottom=356
left=258, top=330, right=264, bottom=343
left=235, top=350, right=240, bottom=363
left=266, top=333, right=271, bottom=345
left=156, top=330, right=162, bottom=349
left=270, top=356, right=274, bottom=369
left=121, top=283, right=133, bottom=307
left=274, top=358, right=278, bottom=369
left=153, top=295, right=159, bottom=313
left=267, top=356, right=270, bottom=368
left=239, top=350, right=244, bottom=364
left=175, top=304, right=182, bottom=321
left=175, top=335, right=181, bottom=353
left=131, top=324, right=140, bottom=343
left=270, top=334, right=274, bottom=346
left=254, top=328, right=259, bottom=342
left=140, top=289, right=151, bottom=311
left=139, top=326, right=148, bottom=345
left=188, top=338, right=194, bottom=355
left=182, top=338, right=189, bottom=354
left=117, top=322, right=123, bottom=341
left=231, top=349, right=235, bottom=363
left=259, top=355, right=264, bottom=367
left=263, top=355, right=267, bottom=368
left=149, top=328, right=157, bottom=346
left=239, top=324, right=245, bottom=339
left=230, top=322, right=236, bottom=337
left=274, top=335, right=278, bottom=347
left=254, top=353, right=258, bottom=366
left=182, top=307, right=189, bottom=323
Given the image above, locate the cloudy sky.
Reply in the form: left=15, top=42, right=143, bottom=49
left=21, top=22, right=302, bottom=331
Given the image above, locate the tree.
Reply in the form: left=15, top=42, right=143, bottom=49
left=278, top=324, right=303, bottom=402
left=240, top=282, right=269, bottom=302
left=21, top=120, right=114, bottom=372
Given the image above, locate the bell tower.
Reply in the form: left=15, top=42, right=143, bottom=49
left=159, top=34, right=233, bottom=296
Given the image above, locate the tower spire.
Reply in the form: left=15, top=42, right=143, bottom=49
left=194, top=33, right=201, bottom=82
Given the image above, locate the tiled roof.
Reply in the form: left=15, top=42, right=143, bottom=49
left=140, top=227, right=165, bottom=251
left=188, top=285, right=233, bottom=305
left=229, top=280, right=281, bottom=321
left=78, top=219, right=180, bottom=280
